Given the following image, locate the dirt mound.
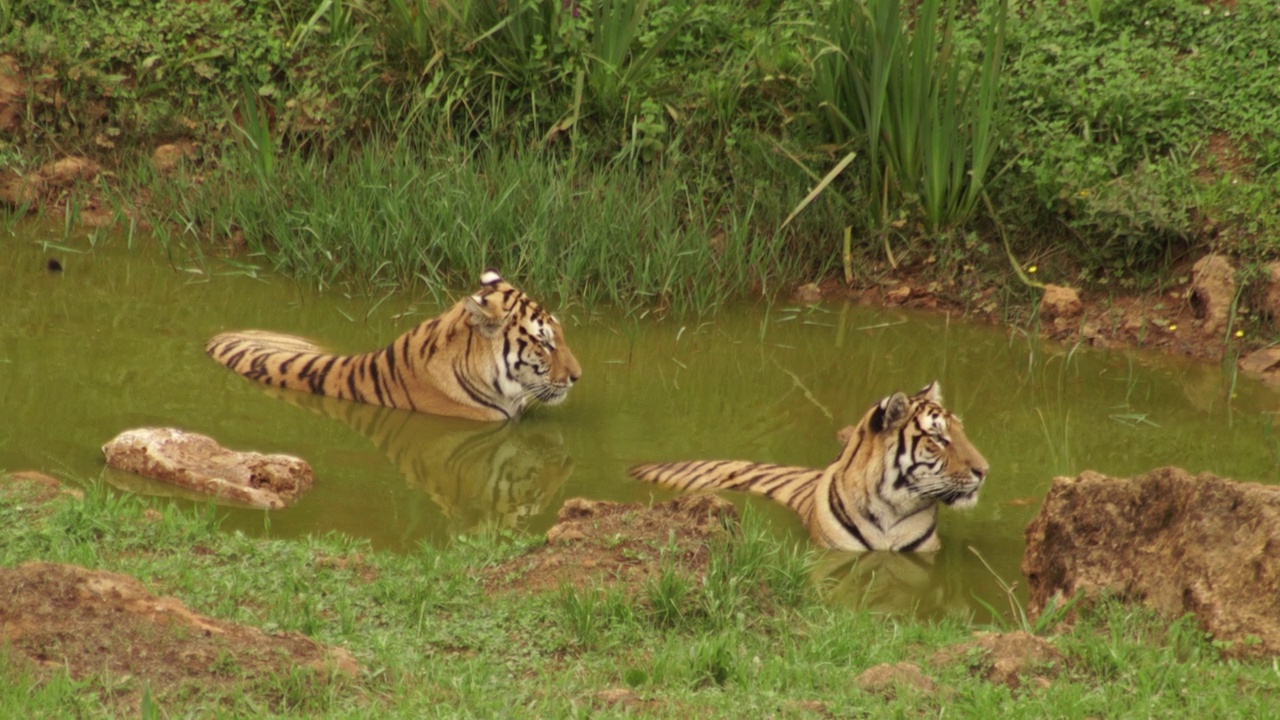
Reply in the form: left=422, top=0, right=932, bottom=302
left=1, top=470, right=83, bottom=504
left=932, top=631, right=1063, bottom=690
left=0, top=562, right=357, bottom=714
left=1023, top=467, right=1280, bottom=657
left=483, top=494, right=739, bottom=595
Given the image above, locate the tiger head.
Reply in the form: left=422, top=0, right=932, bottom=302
left=462, top=270, right=582, bottom=409
left=855, top=381, right=988, bottom=509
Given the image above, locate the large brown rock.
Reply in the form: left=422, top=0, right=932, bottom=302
left=152, top=141, right=198, bottom=174
left=1239, top=347, right=1280, bottom=386
left=1038, top=284, right=1082, bottom=324
left=1023, top=467, right=1280, bottom=657
left=1, top=155, right=101, bottom=206
left=102, top=428, right=312, bottom=509
left=1189, top=254, right=1236, bottom=335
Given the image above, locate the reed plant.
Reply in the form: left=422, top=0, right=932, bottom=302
left=813, top=0, right=1008, bottom=234
left=146, top=134, right=834, bottom=313
left=585, top=0, right=691, bottom=114
left=233, top=83, right=278, bottom=181
left=469, top=0, right=572, bottom=78
left=385, top=0, right=459, bottom=74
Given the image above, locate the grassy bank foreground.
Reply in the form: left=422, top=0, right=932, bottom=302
left=3, top=476, right=1279, bottom=717
left=2, top=0, right=1279, bottom=314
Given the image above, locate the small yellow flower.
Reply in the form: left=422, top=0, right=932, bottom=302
left=1168, top=323, right=1178, bottom=332
left=1235, top=329, right=1245, bottom=337
left=1028, top=265, right=1038, bottom=274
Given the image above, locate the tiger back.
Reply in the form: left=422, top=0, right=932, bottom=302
left=629, top=382, right=988, bottom=552
left=206, top=270, right=581, bottom=422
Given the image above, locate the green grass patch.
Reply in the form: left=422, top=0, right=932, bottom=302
left=3, top=480, right=1280, bottom=716
left=136, top=135, right=841, bottom=313
left=3, top=0, right=1280, bottom=304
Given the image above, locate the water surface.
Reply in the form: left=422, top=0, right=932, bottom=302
left=4, top=226, right=1278, bottom=619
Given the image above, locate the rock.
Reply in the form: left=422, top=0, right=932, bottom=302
left=886, top=285, right=912, bottom=305
left=1023, top=467, right=1280, bottom=657
left=2, top=155, right=101, bottom=206
left=101, top=428, right=312, bottom=509
left=0, top=55, right=22, bottom=134
left=932, top=631, right=1062, bottom=689
left=791, top=282, right=822, bottom=304
left=854, top=662, right=936, bottom=698
left=1239, top=348, right=1280, bottom=385
left=1039, top=284, right=1082, bottom=323
left=152, top=141, right=197, bottom=174
left=46, top=156, right=100, bottom=184
left=1189, top=254, right=1236, bottom=335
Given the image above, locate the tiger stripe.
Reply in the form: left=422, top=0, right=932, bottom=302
left=206, top=270, right=581, bottom=422
left=629, top=382, right=989, bottom=552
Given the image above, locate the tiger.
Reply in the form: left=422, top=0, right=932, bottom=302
left=206, top=269, right=581, bottom=422
left=628, top=382, right=988, bottom=552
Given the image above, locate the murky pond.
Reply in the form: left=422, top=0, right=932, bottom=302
left=4, top=224, right=1279, bottom=620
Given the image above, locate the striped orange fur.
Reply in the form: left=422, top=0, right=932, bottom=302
left=629, top=382, right=988, bottom=552
left=206, top=270, right=581, bottom=422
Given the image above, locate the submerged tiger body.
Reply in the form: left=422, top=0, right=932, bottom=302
left=629, top=383, right=987, bottom=552
left=262, top=386, right=574, bottom=537
left=206, top=270, right=581, bottom=422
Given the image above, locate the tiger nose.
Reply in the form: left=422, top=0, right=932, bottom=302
left=973, top=464, right=989, bottom=481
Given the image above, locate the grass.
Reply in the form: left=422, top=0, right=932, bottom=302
left=4, top=0, right=1278, bottom=311
left=139, top=134, right=839, bottom=313
left=3, top=479, right=1280, bottom=716
left=812, top=0, right=1008, bottom=235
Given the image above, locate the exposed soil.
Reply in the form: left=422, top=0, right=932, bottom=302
left=0, top=474, right=357, bottom=716
left=1, top=470, right=84, bottom=508
left=481, top=494, right=741, bottom=596
left=811, top=267, right=1234, bottom=366
left=931, top=630, right=1064, bottom=691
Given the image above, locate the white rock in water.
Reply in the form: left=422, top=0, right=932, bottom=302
left=102, top=428, right=312, bottom=509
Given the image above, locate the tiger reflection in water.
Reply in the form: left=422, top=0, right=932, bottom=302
left=813, top=550, right=974, bottom=620
left=263, top=387, right=573, bottom=536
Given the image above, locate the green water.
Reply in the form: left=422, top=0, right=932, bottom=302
left=4, top=226, right=1279, bottom=619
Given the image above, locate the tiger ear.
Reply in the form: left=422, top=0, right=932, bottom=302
left=916, top=381, right=942, bottom=404
left=464, top=291, right=508, bottom=337
left=869, top=392, right=912, bottom=433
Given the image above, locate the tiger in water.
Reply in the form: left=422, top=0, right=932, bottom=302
left=206, top=270, right=581, bottom=422
left=629, top=382, right=988, bottom=552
